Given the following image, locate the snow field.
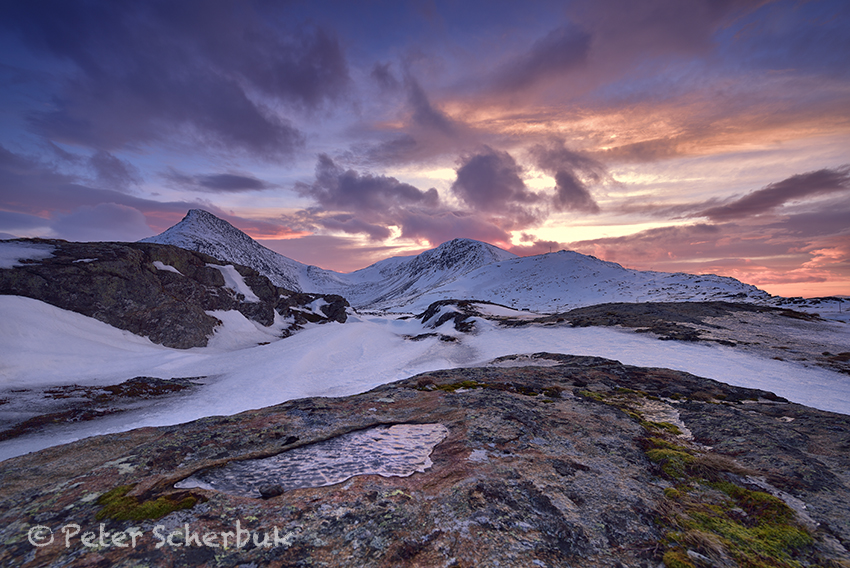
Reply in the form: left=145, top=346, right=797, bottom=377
left=1, top=295, right=848, bottom=461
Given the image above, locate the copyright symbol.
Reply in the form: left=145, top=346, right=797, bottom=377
left=28, top=525, right=54, bottom=547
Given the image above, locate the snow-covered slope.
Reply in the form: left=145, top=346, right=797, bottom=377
left=317, top=238, right=517, bottom=309
left=395, top=249, right=772, bottom=313
left=142, top=210, right=772, bottom=312
left=141, top=209, right=326, bottom=291
left=2, top=294, right=849, bottom=460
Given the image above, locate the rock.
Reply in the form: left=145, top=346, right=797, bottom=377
left=1, top=354, right=847, bottom=567
left=0, top=239, right=350, bottom=348
left=256, top=483, right=284, bottom=499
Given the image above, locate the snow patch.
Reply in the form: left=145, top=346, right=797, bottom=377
left=152, top=261, right=182, bottom=274
left=0, top=242, right=55, bottom=268
left=207, top=264, right=260, bottom=302
left=204, top=309, right=290, bottom=350
left=1, top=295, right=849, bottom=462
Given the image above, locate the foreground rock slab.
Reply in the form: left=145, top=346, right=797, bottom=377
left=0, top=355, right=848, bottom=567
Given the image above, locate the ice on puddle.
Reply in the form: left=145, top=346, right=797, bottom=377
left=175, top=423, right=449, bottom=498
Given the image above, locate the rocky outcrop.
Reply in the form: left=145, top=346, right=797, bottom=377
left=501, top=301, right=850, bottom=375
left=0, top=355, right=847, bottom=567
left=0, top=239, right=349, bottom=348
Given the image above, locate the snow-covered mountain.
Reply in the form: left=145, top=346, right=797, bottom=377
left=317, top=237, right=517, bottom=309
left=141, top=209, right=326, bottom=291
left=397, top=250, right=772, bottom=312
left=142, top=210, right=772, bottom=312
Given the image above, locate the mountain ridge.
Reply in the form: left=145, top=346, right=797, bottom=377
left=142, top=209, right=773, bottom=311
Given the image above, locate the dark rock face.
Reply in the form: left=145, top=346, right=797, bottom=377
left=416, top=299, right=483, bottom=331
left=1, top=355, right=847, bottom=567
left=0, top=239, right=349, bottom=348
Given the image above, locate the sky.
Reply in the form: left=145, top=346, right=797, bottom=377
left=0, top=0, right=848, bottom=297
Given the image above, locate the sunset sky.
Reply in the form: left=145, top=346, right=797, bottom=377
left=1, top=0, right=848, bottom=297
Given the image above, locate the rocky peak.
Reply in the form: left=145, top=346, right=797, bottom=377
left=142, top=210, right=309, bottom=291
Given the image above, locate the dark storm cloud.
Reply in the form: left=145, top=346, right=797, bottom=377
left=529, top=141, right=606, bottom=213
left=551, top=171, right=600, bottom=213
left=701, top=166, right=850, bottom=220
left=451, top=147, right=542, bottom=225
left=568, top=0, right=766, bottom=58
left=0, top=0, right=349, bottom=156
left=163, top=169, right=271, bottom=193
left=0, top=210, right=50, bottom=232
left=298, top=154, right=439, bottom=214
left=493, top=25, right=590, bottom=92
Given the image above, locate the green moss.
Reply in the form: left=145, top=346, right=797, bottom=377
left=657, top=479, right=814, bottom=568
left=574, top=380, right=818, bottom=566
left=420, top=379, right=484, bottom=393
left=712, top=482, right=795, bottom=524
left=643, top=437, right=690, bottom=452
left=542, top=386, right=563, bottom=399
left=642, top=421, right=683, bottom=435
left=646, top=448, right=696, bottom=479
left=579, top=389, right=606, bottom=402
left=664, top=487, right=683, bottom=499
left=663, top=549, right=695, bottom=568
left=684, top=511, right=811, bottom=567
left=96, top=485, right=199, bottom=521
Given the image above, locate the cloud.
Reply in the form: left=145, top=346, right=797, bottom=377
left=2, top=1, right=350, bottom=156
left=0, top=144, right=236, bottom=236
left=259, top=235, right=416, bottom=273
left=88, top=150, right=141, bottom=190
left=567, top=0, right=765, bottom=59
left=371, top=62, right=400, bottom=91
left=0, top=210, right=52, bottom=236
left=564, top=195, right=850, bottom=293
left=451, top=146, right=542, bottom=226
left=317, top=215, right=392, bottom=241
left=298, top=154, right=439, bottom=215
left=506, top=239, right=565, bottom=257
left=528, top=141, right=606, bottom=213
left=405, top=76, right=456, bottom=135
left=51, top=203, right=153, bottom=242
left=492, top=25, right=590, bottom=92
left=397, top=210, right=512, bottom=246
left=701, top=166, right=850, bottom=220
left=163, top=169, right=271, bottom=193
left=291, top=153, right=527, bottom=246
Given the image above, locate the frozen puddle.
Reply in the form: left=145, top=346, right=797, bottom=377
left=175, top=423, right=449, bottom=498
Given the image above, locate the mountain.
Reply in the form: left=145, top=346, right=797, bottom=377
left=142, top=210, right=772, bottom=312
left=140, top=209, right=324, bottom=292
left=315, top=238, right=518, bottom=309
left=395, top=249, right=772, bottom=312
